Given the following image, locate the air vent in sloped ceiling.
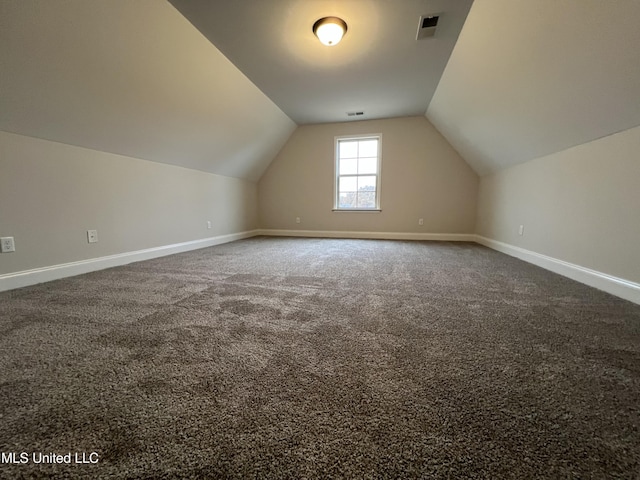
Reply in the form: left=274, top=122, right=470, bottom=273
left=416, top=14, right=439, bottom=40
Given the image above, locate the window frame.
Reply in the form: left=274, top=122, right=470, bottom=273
left=333, top=134, right=382, bottom=212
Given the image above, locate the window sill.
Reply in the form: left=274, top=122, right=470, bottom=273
left=332, top=209, right=382, bottom=213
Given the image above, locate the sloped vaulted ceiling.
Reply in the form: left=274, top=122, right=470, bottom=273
left=169, top=0, right=473, bottom=125
left=0, top=0, right=296, bottom=181
left=3, top=0, right=638, bottom=181
left=427, top=0, right=640, bottom=176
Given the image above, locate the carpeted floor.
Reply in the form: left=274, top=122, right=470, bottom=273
left=1, top=236, right=639, bottom=479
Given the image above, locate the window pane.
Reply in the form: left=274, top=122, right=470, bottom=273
left=339, top=192, right=356, bottom=208
left=358, top=157, right=377, bottom=174
left=339, top=141, right=358, bottom=159
left=357, top=191, right=376, bottom=208
left=358, top=139, right=378, bottom=157
left=339, top=158, right=357, bottom=175
left=358, top=175, right=376, bottom=191
left=339, top=176, right=357, bottom=192
left=335, top=136, right=381, bottom=210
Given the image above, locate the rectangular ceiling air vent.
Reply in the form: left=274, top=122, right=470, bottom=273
left=416, top=14, right=439, bottom=40
left=347, top=111, right=364, bottom=117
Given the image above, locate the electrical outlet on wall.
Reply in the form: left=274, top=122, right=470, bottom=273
left=518, top=225, right=525, bottom=236
left=1, top=237, right=16, bottom=253
left=418, top=218, right=424, bottom=226
left=207, top=221, right=212, bottom=229
left=295, top=217, right=301, bottom=224
left=87, top=230, right=99, bottom=243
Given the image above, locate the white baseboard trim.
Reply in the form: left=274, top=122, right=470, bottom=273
left=0, top=230, right=260, bottom=292
left=474, top=235, right=640, bottom=305
left=4, top=230, right=637, bottom=305
left=257, top=229, right=476, bottom=242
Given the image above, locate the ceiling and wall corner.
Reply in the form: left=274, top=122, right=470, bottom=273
left=426, top=0, right=640, bottom=176
left=0, top=0, right=296, bottom=182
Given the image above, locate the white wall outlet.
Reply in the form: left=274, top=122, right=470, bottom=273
left=295, top=216, right=301, bottom=224
left=1, top=237, right=16, bottom=253
left=418, top=218, right=424, bottom=226
left=207, top=221, right=212, bottom=229
left=87, top=230, right=99, bottom=243
left=518, top=224, right=525, bottom=236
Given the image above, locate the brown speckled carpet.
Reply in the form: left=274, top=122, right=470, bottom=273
left=1, top=237, right=639, bottom=479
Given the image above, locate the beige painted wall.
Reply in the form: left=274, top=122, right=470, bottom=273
left=477, top=125, right=640, bottom=284
left=258, top=116, right=478, bottom=233
left=0, top=131, right=258, bottom=275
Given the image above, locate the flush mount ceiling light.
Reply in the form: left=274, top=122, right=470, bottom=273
left=313, top=17, right=347, bottom=46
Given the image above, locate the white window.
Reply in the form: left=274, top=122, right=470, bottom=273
left=334, top=135, right=381, bottom=211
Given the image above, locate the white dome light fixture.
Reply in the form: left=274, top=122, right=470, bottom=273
left=313, top=17, right=347, bottom=46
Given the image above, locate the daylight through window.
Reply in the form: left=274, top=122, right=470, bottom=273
left=335, top=136, right=381, bottom=210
